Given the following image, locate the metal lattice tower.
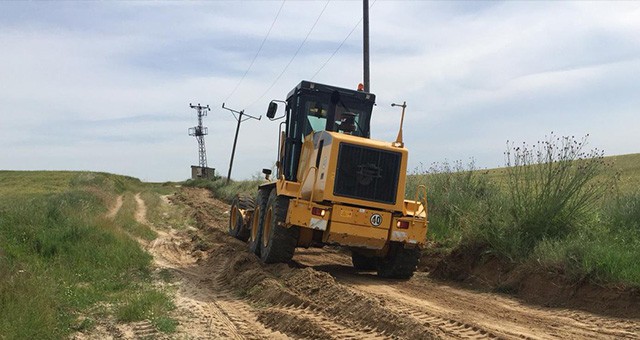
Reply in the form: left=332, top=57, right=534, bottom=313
left=188, top=103, right=211, bottom=168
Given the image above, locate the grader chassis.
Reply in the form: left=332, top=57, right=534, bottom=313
left=229, top=81, right=427, bottom=278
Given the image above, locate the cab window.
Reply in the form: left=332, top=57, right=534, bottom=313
left=334, top=101, right=367, bottom=136
left=304, top=100, right=329, bottom=135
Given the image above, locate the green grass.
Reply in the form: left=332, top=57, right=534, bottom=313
left=405, top=161, right=504, bottom=246
left=534, top=189, right=640, bottom=284
left=184, top=177, right=263, bottom=203
left=116, top=289, right=175, bottom=323
left=0, top=171, right=76, bottom=196
left=141, top=188, right=193, bottom=231
left=0, top=171, right=176, bottom=339
left=113, top=192, right=158, bottom=241
left=534, top=224, right=640, bottom=284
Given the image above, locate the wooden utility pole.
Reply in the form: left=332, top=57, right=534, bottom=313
left=221, top=103, right=261, bottom=184
left=363, top=0, right=370, bottom=92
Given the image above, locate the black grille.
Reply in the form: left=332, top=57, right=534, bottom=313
left=334, top=143, right=401, bottom=204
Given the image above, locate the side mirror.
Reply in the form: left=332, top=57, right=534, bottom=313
left=266, top=102, right=278, bottom=119
left=262, top=168, right=272, bottom=181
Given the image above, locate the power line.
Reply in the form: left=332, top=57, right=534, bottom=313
left=245, top=0, right=331, bottom=110
left=224, top=0, right=286, bottom=104
left=310, top=0, right=377, bottom=81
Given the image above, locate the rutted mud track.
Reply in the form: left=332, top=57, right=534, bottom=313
left=166, top=187, right=639, bottom=339
left=137, top=195, right=287, bottom=339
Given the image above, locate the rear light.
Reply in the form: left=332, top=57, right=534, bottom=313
left=396, top=220, right=410, bottom=229
left=311, top=207, right=326, bottom=217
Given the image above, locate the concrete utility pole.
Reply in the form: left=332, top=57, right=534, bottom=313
left=221, top=103, right=261, bottom=184
left=363, top=0, right=370, bottom=92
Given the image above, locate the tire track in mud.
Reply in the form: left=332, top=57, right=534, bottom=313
left=354, top=294, right=502, bottom=340
left=295, top=264, right=504, bottom=340
left=258, top=306, right=389, bottom=340
left=204, top=240, right=402, bottom=339
left=136, top=192, right=288, bottom=340
left=130, top=321, right=159, bottom=339
left=329, top=272, right=524, bottom=340
left=298, top=252, right=640, bottom=340
left=106, top=195, right=123, bottom=219
left=394, top=278, right=640, bottom=340
left=555, top=312, right=640, bottom=339
left=133, top=193, right=148, bottom=225
left=305, top=254, right=640, bottom=340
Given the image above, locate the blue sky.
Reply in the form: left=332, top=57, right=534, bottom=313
left=1, top=1, right=639, bottom=181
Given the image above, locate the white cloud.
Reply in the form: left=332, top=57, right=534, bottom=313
left=0, top=1, right=638, bottom=181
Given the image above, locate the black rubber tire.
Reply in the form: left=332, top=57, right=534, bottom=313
left=351, top=251, right=379, bottom=271
left=248, top=188, right=270, bottom=256
left=229, top=194, right=255, bottom=241
left=260, top=190, right=299, bottom=264
left=377, top=243, right=420, bottom=279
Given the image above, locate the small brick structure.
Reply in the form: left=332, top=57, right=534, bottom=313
left=191, top=166, right=215, bottom=180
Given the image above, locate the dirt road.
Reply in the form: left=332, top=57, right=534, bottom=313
left=141, top=188, right=640, bottom=339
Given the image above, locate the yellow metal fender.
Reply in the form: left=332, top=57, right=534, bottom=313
left=389, top=216, right=428, bottom=246
left=286, top=200, right=330, bottom=231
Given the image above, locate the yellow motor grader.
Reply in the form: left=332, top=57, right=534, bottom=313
left=228, top=81, right=427, bottom=278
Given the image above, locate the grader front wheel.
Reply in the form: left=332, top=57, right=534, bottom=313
left=229, top=194, right=255, bottom=241
left=248, top=188, right=270, bottom=256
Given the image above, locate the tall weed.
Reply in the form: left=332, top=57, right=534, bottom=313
left=500, top=134, right=606, bottom=257
left=407, top=161, right=502, bottom=245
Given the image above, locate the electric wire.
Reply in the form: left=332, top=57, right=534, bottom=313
left=223, top=0, right=286, bottom=104
left=310, top=0, right=377, bottom=81
left=245, top=0, right=331, bottom=110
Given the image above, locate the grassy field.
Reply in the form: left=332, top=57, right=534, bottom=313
left=0, top=171, right=177, bottom=339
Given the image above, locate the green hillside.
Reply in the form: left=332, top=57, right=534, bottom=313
left=481, top=153, right=640, bottom=194
left=0, top=171, right=176, bottom=339
left=605, top=153, right=640, bottom=192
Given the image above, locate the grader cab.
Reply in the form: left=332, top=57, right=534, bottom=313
left=228, top=81, right=427, bottom=278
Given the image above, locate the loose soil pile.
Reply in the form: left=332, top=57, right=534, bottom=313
left=430, top=243, right=640, bottom=319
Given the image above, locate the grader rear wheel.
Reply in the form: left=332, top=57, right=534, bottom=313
left=351, top=251, right=379, bottom=271
left=229, top=194, right=255, bottom=241
left=377, top=243, right=420, bottom=279
left=259, top=189, right=299, bottom=264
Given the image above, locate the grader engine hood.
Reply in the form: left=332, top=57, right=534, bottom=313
left=297, top=131, right=409, bottom=212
